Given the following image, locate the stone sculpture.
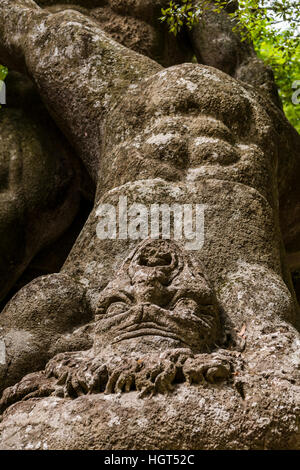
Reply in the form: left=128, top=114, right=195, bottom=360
left=0, top=0, right=299, bottom=450
left=0, top=239, right=236, bottom=411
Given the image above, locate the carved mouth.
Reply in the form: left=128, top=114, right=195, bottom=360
left=112, top=322, right=188, bottom=345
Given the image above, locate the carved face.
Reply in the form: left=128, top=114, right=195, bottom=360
left=95, top=239, right=220, bottom=355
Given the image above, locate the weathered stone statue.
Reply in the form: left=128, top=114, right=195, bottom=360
left=37, top=0, right=281, bottom=106
left=0, top=0, right=299, bottom=450
left=0, top=239, right=235, bottom=407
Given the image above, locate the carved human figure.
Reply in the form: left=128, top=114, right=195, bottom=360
left=0, top=0, right=299, bottom=450
left=1, top=61, right=296, bottom=397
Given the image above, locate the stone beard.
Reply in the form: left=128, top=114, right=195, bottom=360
left=0, top=240, right=238, bottom=411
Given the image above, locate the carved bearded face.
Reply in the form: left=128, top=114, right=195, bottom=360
left=94, top=239, right=221, bottom=356
left=0, top=240, right=229, bottom=408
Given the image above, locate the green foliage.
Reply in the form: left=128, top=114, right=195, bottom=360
left=228, top=1, right=299, bottom=60
left=159, top=0, right=202, bottom=36
left=257, top=38, right=300, bottom=132
left=160, top=1, right=300, bottom=132
left=0, top=64, right=8, bottom=109
left=0, top=64, right=7, bottom=82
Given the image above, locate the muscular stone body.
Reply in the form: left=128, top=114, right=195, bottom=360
left=0, top=0, right=299, bottom=450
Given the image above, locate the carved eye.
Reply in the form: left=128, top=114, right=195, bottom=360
left=173, top=298, right=198, bottom=313
left=106, top=301, right=129, bottom=316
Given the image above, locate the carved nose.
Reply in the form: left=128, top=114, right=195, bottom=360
left=141, top=303, right=153, bottom=322
left=132, top=303, right=158, bottom=323
left=133, top=268, right=168, bottom=286
left=138, top=244, right=173, bottom=267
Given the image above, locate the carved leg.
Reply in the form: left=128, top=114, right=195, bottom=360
left=0, top=0, right=161, bottom=178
